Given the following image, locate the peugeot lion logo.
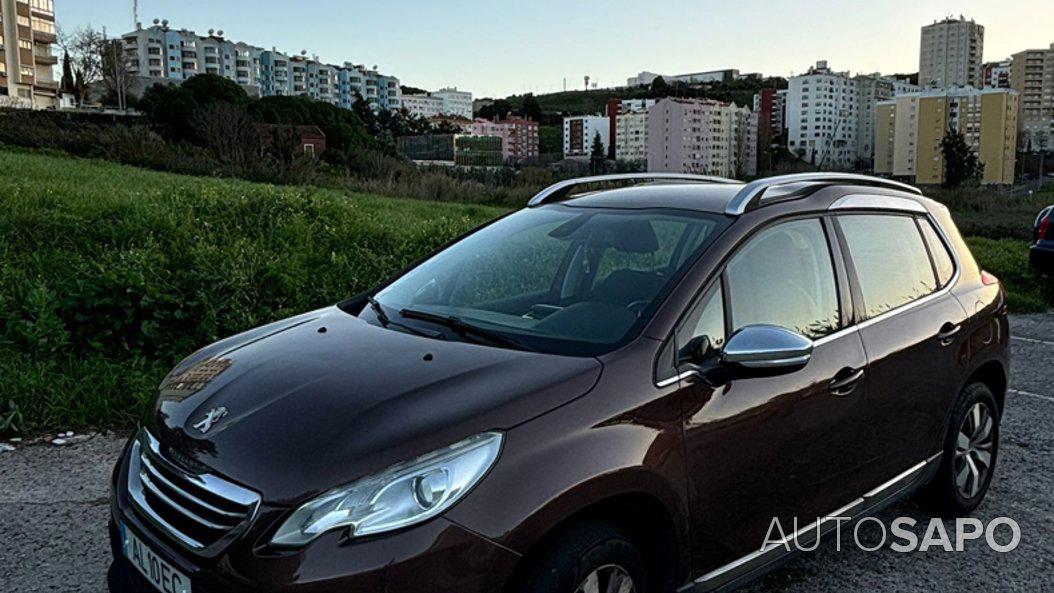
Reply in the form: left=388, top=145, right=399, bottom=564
left=193, top=406, right=228, bottom=434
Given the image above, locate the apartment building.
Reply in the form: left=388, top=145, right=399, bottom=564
left=122, top=21, right=400, bottom=111
left=1010, top=43, right=1054, bottom=144
left=464, top=117, right=539, bottom=163
left=402, top=93, right=443, bottom=118
left=874, top=88, right=1018, bottom=185
left=786, top=61, right=860, bottom=169
left=563, top=115, right=610, bottom=159
left=0, top=0, right=58, bottom=109
left=433, top=87, right=473, bottom=119
left=983, top=59, right=1012, bottom=89
left=786, top=61, right=916, bottom=169
left=645, top=97, right=757, bottom=178
left=919, top=16, right=984, bottom=88
left=402, top=87, right=473, bottom=119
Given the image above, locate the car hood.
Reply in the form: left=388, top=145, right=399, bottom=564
left=146, top=306, right=602, bottom=505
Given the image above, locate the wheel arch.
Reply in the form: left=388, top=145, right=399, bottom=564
left=501, top=486, right=687, bottom=593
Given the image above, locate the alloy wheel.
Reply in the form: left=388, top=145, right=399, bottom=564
left=575, top=564, right=636, bottom=593
left=954, top=402, right=996, bottom=499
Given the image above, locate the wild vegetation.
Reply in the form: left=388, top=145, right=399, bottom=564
left=0, top=148, right=1049, bottom=434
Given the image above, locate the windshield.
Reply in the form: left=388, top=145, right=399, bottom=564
left=370, top=205, right=729, bottom=356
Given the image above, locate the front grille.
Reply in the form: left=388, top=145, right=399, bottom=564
left=127, top=430, right=260, bottom=556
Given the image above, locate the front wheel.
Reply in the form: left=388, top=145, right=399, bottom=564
left=919, top=382, right=1000, bottom=517
left=518, top=522, right=646, bottom=593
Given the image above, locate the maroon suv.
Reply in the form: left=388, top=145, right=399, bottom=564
left=108, top=173, right=1009, bottom=593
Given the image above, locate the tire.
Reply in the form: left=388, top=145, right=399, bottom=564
left=518, top=522, right=647, bottom=593
left=919, top=382, right=1000, bottom=517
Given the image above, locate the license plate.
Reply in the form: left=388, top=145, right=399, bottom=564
left=120, top=523, right=193, bottom=593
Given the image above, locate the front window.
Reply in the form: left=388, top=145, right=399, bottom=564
left=370, top=206, right=729, bottom=356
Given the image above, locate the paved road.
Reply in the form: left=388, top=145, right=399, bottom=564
left=1, top=315, right=1052, bottom=593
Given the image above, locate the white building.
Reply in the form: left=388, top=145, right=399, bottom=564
left=433, top=87, right=473, bottom=119
left=627, top=69, right=739, bottom=87
left=402, top=94, right=444, bottom=118
left=919, top=16, right=984, bottom=88
left=122, top=20, right=400, bottom=111
left=563, top=115, right=610, bottom=159
left=645, top=98, right=757, bottom=178
left=786, top=61, right=916, bottom=169
left=615, top=111, right=648, bottom=162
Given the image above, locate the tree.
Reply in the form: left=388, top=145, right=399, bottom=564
left=649, top=76, right=671, bottom=97
left=181, top=74, right=249, bottom=106
left=940, top=128, right=984, bottom=188
left=99, top=39, right=136, bottom=109
left=192, top=102, right=261, bottom=167
left=478, top=99, right=512, bottom=121
left=589, top=131, right=607, bottom=175
left=520, top=94, right=543, bottom=122
left=58, top=26, right=105, bottom=106
left=60, top=50, right=76, bottom=94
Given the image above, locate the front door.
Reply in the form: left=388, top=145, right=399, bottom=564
left=669, top=218, right=873, bottom=573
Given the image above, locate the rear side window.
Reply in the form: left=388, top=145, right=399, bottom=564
left=839, top=214, right=937, bottom=320
left=726, top=218, right=840, bottom=339
left=919, top=220, right=955, bottom=288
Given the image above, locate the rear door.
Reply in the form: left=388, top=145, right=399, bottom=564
left=665, top=217, right=873, bottom=573
left=834, top=212, right=968, bottom=485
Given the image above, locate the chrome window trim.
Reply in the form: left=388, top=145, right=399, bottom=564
left=653, top=210, right=961, bottom=386
left=828, top=193, right=927, bottom=214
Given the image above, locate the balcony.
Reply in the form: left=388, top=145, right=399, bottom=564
left=32, top=29, right=57, bottom=44
left=34, top=51, right=57, bottom=65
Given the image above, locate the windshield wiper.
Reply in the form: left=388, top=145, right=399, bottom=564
left=367, top=297, right=435, bottom=338
left=399, top=308, right=537, bottom=352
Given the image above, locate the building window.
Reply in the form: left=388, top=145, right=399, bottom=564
left=30, top=0, right=54, bottom=13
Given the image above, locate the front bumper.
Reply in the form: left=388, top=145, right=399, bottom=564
left=1030, top=243, right=1054, bottom=275
left=108, top=439, right=520, bottom=593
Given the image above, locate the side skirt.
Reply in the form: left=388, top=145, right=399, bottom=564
left=678, top=452, right=943, bottom=593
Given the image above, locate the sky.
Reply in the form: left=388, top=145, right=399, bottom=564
left=59, top=0, right=1053, bottom=98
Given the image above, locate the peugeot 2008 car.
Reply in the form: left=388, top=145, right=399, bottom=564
left=109, top=173, right=1009, bottom=593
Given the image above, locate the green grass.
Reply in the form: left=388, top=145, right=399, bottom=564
left=0, top=148, right=1048, bottom=434
left=0, top=149, right=503, bottom=435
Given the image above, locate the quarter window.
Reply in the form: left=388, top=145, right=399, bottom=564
left=675, top=283, right=725, bottom=366
left=726, top=218, right=840, bottom=339
left=918, top=220, right=955, bottom=288
left=839, top=214, right=937, bottom=319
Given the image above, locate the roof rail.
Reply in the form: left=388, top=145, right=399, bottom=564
left=528, top=173, right=741, bottom=207
left=724, top=173, right=922, bottom=216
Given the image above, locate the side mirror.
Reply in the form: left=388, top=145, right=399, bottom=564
left=721, top=325, right=813, bottom=377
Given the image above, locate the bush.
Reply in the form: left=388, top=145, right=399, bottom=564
left=0, top=149, right=503, bottom=434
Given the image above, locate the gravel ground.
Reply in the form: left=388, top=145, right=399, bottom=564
left=1, top=314, right=1052, bottom=593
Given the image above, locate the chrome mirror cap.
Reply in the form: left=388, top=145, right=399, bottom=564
left=722, top=325, right=814, bottom=369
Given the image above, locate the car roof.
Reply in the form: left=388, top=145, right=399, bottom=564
left=560, top=183, right=746, bottom=214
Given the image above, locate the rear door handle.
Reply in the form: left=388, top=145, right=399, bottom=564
left=829, top=367, right=865, bottom=396
left=937, top=322, right=961, bottom=346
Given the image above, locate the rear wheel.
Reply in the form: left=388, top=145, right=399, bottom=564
left=519, top=522, right=646, bottom=593
left=919, top=382, right=1000, bottom=516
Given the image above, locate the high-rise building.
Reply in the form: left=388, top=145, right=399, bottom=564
left=1010, top=43, right=1054, bottom=145
left=874, top=88, right=1018, bottom=185
left=465, top=117, right=539, bottom=163
left=122, top=22, right=400, bottom=111
left=0, top=0, right=58, bottom=109
left=919, top=16, right=984, bottom=88
left=402, top=93, right=444, bottom=118
left=982, top=59, right=1012, bottom=89
left=786, top=62, right=917, bottom=169
left=563, top=115, right=610, bottom=159
left=645, top=97, right=757, bottom=178
left=786, top=61, right=860, bottom=169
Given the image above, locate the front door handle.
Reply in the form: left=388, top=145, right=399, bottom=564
left=937, top=322, right=961, bottom=346
left=829, top=367, right=865, bottom=396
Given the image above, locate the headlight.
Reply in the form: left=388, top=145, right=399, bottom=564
left=271, top=432, right=503, bottom=547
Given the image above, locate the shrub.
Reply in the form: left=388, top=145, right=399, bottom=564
left=0, top=149, right=503, bottom=434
